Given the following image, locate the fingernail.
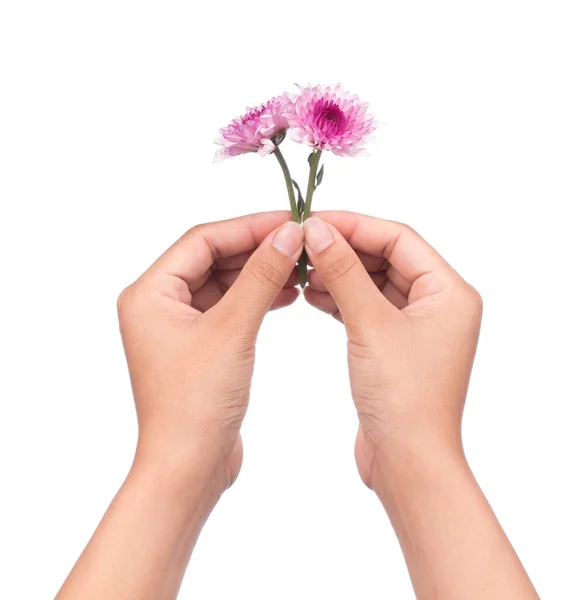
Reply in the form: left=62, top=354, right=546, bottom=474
left=272, top=221, right=303, bottom=258
left=303, top=217, right=334, bottom=254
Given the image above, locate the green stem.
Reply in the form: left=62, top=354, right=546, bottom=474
left=296, top=249, right=309, bottom=288
left=303, top=149, right=322, bottom=220
left=296, top=150, right=323, bottom=288
left=273, top=146, right=300, bottom=223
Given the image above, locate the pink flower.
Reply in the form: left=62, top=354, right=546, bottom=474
left=286, top=84, right=376, bottom=156
left=214, top=94, right=293, bottom=162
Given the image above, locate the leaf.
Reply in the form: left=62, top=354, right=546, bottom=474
left=297, top=197, right=305, bottom=215
left=316, top=164, right=324, bottom=187
left=292, top=179, right=305, bottom=214
left=292, top=179, right=304, bottom=202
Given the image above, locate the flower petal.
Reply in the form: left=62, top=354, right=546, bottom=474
left=258, top=139, right=276, bottom=157
left=286, top=84, right=375, bottom=156
left=213, top=93, right=292, bottom=161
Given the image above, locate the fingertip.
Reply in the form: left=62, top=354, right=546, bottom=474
left=270, top=287, right=300, bottom=311
left=303, top=287, right=343, bottom=322
left=303, top=217, right=335, bottom=256
left=271, top=221, right=304, bottom=259
left=307, top=268, right=326, bottom=292
left=287, top=268, right=300, bottom=288
left=303, top=286, right=337, bottom=314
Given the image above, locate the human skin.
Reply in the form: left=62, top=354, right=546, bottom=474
left=55, top=210, right=539, bottom=600
left=55, top=211, right=304, bottom=600
left=303, top=212, right=540, bottom=600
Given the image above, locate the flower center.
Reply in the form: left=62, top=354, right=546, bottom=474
left=314, top=100, right=346, bottom=137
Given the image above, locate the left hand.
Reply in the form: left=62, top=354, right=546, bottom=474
left=118, top=211, right=303, bottom=499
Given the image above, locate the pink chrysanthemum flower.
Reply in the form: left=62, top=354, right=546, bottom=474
left=286, top=84, right=376, bottom=156
left=214, top=94, right=293, bottom=162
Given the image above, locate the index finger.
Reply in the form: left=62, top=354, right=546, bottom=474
left=148, top=211, right=292, bottom=292
left=313, top=211, right=463, bottom=299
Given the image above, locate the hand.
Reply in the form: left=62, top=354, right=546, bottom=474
left=56, top=212, right=305, bottom=600
left=118, top=211, right=304, bottom=496
left=302, top=213, right=540, bottom=600
left=302, top=212, right=482, bottom=488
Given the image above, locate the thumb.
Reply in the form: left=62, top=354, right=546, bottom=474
left=216, top=221, right=304, bottom=333
left=303, top=216, right=386, bottom=325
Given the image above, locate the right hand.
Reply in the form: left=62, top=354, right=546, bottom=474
left=302, top=212, right=483, bottom=489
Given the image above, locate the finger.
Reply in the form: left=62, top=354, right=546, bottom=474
left=191, top=267, right=298, bottom=313
left=271, top=287, right=300, bottom=311
left=191, top=277, right=224, bottom=312
left=192, top=279, right=299, bottom=313
left=214, top=221, right=304, bottom=333
left=386, top=265, right=412, bottom=297
left=303, top=217, right=394, bottom=325
left=355, top=251, right=388, bottom=273
left=380, top=281, right=409, bottom=309
left=148, top=211, right=291, bottom=293
left=303, top=287, right=343, bottom=323
left=308, top=270, right=408, bottom=310
left=307, top=251, right=385, bottom=273
left=212, top=250, right=253, bottom=270
left=313, top=211, right=460, bottom=303
left=308, top=268, right=387, bottom=293
left=214, top=268, right=299, bottom=291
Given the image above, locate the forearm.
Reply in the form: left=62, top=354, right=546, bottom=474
left=56, top=450, right=223, bottom=600
left=373, top=439, right=540, bottom=600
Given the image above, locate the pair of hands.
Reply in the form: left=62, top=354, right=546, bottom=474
left=118, top=210, right=482, bottom=501
left=60, top=211, right=540, bottom=600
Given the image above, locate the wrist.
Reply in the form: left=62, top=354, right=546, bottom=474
left=131, top=438, right=230, bottom=516
left=369, top=435, right=469, bottom=503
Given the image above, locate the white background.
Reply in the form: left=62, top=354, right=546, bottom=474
left=1, top=1, right=584, bottom=598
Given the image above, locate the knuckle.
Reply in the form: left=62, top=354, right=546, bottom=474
left=394, top=221, right=418, bottom=236
left=246, top=259, right=282, bottom=290
left=117, top=280, right=149, bottom=323
left=116, top=285, right=135, bottom=317
left=458, top=283, right=483, bottom=321
left=323, top=254, right=358, bottom=283
left=180, top=223, right=208, bottom=250
left=466, top=283, right=483, bottom=310
left=184, top=223, right=204, bottom=239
